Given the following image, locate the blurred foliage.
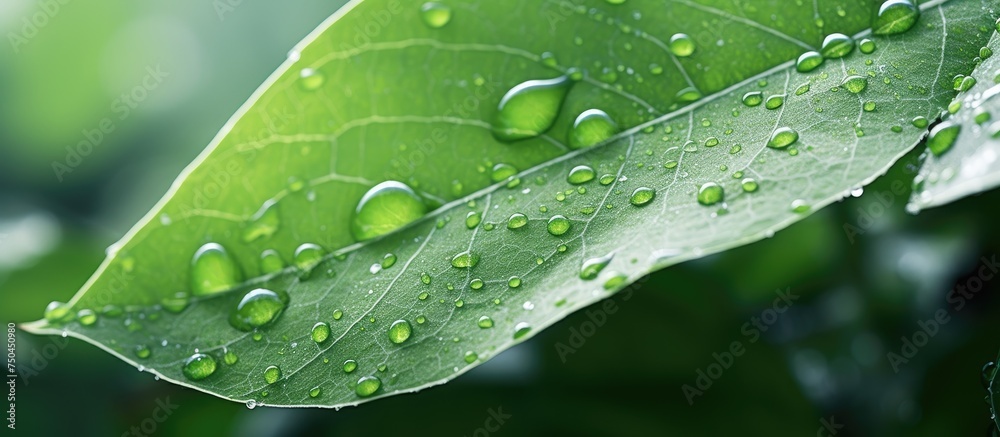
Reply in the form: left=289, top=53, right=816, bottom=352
left=2, top=1, right=999, bottom=436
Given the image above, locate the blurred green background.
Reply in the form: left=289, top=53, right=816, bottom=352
left=2, top=1, right=999, bottom=436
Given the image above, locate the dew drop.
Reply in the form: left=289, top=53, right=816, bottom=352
left=841, top=75, right=868, bottom=93
left=741, top=178, right=759, bottom=193
left=820, top=33, right=855, bottom=58
left=859, top=38, right=876, bottom=54
left=293, top=243, right=325, bottom=271
left=629, top=187, right=655, bottom=206
left=742, top=91, right=763, bottom=107
left=259, top=249, right=285, bottom=274
left=355, top=376, right=381, bottom=397
left=77, top=309, right=97, bottom=326
left=567, top=165, right=596, bottom=184
left=465, top=212, right=481, bottom=229
left=182, top=353, right=217, bottom=381
left=298, top=68, right=326, bottom=91
left=343, top=360, right=358, bottom=373
left=507, top=213, right=528, bottom=229
left=43, top=302, right=70, bottom=323
left=309, top=386, right=322, bottom=398
left=134, top=344, right=151, bottom=359
left=669, top=33, right=695, bottom=57
left=927, top=121, right=960, bottom=156
left=765, top=95, right=784, bottom=110
left=873, top=0, right=919, bottom=36
left=312, top=322, right=331, bottom=343
left=513, top=322, right=532, bottom=339
left=191, top=243, right=241, bottom=297
left=478, top=316, right=494, bottom=329
left=767, top=127, right=800, bottom=149
left=546, top=215, right=571, bottom=236
left=464, top=351, right=479, bottom=363
left=697, top=182, right=725, bottom=206
left=791, top=199, right=811, bottom=213
left=796, top=51, right=824, bottom=73
left=569, top=109, right=618, bottom=149
left=451, top=251, right=479, bottom=268
left=229, top=288, right=288, bottom=332
left=224, top=350, right=239, bottom=365
left=351, top=181, right=427, bottom=241
left=264, top=365, right=281, bottom=384
left=493, top=75, right=573, bottom=142
left=389, top=320, right=413, bottom=344
left=580, top=254, right=613, bottom=280
left=420, top=2, right=452, bottom=28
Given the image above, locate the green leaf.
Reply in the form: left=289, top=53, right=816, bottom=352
left=908, top=30, right=1000, bottom=211
left=23, top=0, right=998, bottom=408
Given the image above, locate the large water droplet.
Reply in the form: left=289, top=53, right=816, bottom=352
left=264, top=365, right=281, bottom=384
left=182, top=353, right=217, bottom=381
left=927, top=122, right=960, bottom=156
left=820, top=33, right=855, bottom=58
left=493, top=75, right=573, bottom=142
left=669, top=33, right=695, bottom=57
left=191, top=243, right=242, bottom=297
left=388, top=319, right=413, bottom=344
left=420, top=2, right=452, bottom=28
left=742, top=92, right=763, bottom=107
left=873, top=0, right=919, bottom=36
left=567, top=165, right=596, bottom=184
left=343, top=360, right=358, bottom=373
left=478, top=316, right=494, bottom=329
left=355, top=376, right=382, bottom=397
left=841, top=75, right=868, bottom=93
left=547, top=215, right=571, bottom=236
left=507, top=213, right=528, bottom=229
left=351, top=181, right=427, bottom=242
left=465, top=212, right=481, bottom=229
left=767, top=127, right=799, bottom=149
left=293, top=243, right=325, bottom=272
left=569, top=109, right=618, bottom=149
left=451, top=250, right=479, bottom=268
left=796, top=51, right=824, bottom=72
left=697, top=182, right=724, bottom=206
left=229, top=288, right=289, bottom=332
left=312, top=322, right=331, bottom=343
left=629, top=187, right=655, bottom=206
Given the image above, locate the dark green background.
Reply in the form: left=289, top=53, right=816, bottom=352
left=1, top=1, right=997, bottom=436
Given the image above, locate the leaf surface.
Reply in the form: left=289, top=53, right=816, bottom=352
left=23, top=0, right=999, bottom=408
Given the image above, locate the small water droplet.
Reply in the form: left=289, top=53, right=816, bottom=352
left=224, top=350, right=239, bottom=365
left=765, top=95, right=784, bottom=110
left=309, top=386, right=322, bottom=398
left=293, top=243, right=325, bottom=271
left=260, top=249, right=285, bottom=274
left=263, top=365, right=281, bottom=384
left=134, top=344, right=151, bottom=359
left=388, top=320, right=413, bottom=344
left=841, top=75, right=868, bottom=93
left=478, top=316, right=494, bottom=329
left=513, top=322, right=532, bottom=339
left=298, top=68, right=326, bottom=91
left=629, top=187, right=655, bottom=206
left=343, top=360, right=358, bottom=373
left=580, top=254, right=614, bottom=280
left=859, top=38, right=876, bottom=54
left=420, top=2, right=452, bottom=28
left=77, top=309, right=97, bottom=326
left=742, top=91, right=763, bottom=107
left=507, top=213, right=528, bottom=229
